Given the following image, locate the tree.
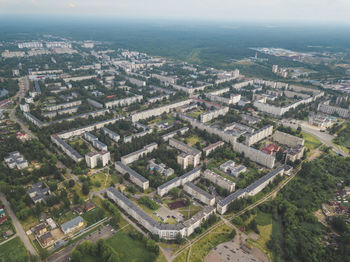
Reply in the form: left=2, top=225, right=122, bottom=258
left=176, top=233, right=186, bottom=244
left=82, top=181, right=90, bottom=195
left=169, top=187, right=180, bottom=199
left=238, top=135, right=246, bottom=143
left=230, top=229, right=236, bottom=239
left=73, top=192, right=81, bottom=204
left=71, top=245, right=83, bottom=260
left=68, top=179, right=75, bottom=188
left=276, top=150, right=284, bottom=161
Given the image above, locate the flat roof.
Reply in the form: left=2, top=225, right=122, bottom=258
left=184, top=182, right=214, bottom=200
left=115, top=161, right=148, bottom=183
left=245, top=166, right=285, bottom=193
left=218, top=189, right=246, bottom=206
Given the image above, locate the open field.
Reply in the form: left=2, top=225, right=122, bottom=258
left=90, top=171, right=111, bottom=191
left=174, top=224, right=232, bottom=262
left=185, top=135, right=203, bottom=147
left=105, top=226, right=160, bottom=262
left=0, top=237, right=28, bottom=262
left=301, top=131, right=322, bottom=150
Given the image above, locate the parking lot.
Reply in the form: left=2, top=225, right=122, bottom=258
left=155, top=206, right=185, bottom=223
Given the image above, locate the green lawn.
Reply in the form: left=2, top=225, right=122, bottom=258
left=0, top=220, right=15, bottom=243
left=178, top=204, right=203, bottom=220
left=105, top=227, right=159, bottom=262
left=301, top=131, right=322, bottom=150
left=187, top=109, right=205, bottom=119
left=57, top=210, right=76, bottom=225
left=254, top=211, right=272, bottom=226
left=90, top=171, right=111, bottom=191
left=0, top=237, right=28, bottom=262
left=247, top=211, right=279, bottom=262
left=185, top=135, right=203, bottom=147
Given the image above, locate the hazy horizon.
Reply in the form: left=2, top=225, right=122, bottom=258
left=1, top=0, right=350, bottom=24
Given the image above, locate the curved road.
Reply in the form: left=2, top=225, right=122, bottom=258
left=280, top=119, right=349, bottom=157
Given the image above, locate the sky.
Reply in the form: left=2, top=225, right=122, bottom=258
left=0, top=0, right=350, bottom=23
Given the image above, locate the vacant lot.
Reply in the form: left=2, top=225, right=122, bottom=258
left=174, top=224, right=232, bottom=262
left=301, top=131, right=322, bottom=150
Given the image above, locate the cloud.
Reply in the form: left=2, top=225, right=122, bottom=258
left=68, top=2, right=77, bottom=8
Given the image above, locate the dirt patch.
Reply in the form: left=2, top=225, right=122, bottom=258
left=248, top=232, right=259, bottom=241
left=51, top=228, right=64, bottom=240
left=204, top=251, right=224, bottom=262
left=168, top=200, right=186, bottom=209
left=205, top=232, right=269, bottom=262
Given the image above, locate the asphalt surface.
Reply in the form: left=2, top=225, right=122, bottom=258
left=0, top=193, right=38, bottom=256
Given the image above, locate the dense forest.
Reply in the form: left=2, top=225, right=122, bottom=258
left=262, top=155, right=350, bottom=262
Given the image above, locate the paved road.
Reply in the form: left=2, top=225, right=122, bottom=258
left=0, top=193, right=38, bottom=257
left=280, top=119, right=349, bottom=157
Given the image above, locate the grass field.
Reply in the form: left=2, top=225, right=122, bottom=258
left=57, top=210, right=76, bottom=225
left=105, top=226, right=159, bottom=262
left=0, top=237, right=28, bottom=262
left=90, top=171, right=111, bottom=191
left=185, top=135, right=203, bottom=147
left=301, top=131, right=322, bottom=150
left=174, top=224, right=232, bottom=262
left=178, top=204, right=203, bottom=220
left=187, top=109, right=205, bottom=119
left=248, top=211, right=277, bottom=261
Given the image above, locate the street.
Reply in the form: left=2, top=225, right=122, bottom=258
left=0, top=193, right=38, bottom=257
left=280, top=119, right=349, bottom=156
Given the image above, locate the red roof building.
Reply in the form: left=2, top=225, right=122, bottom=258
left=262, top=143, right=280, bottom=155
